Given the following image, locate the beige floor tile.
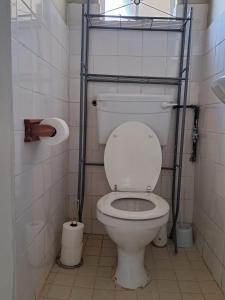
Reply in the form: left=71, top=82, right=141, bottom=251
left=40, top=284, right=51, bottom=297
left=83, top=256, right=99, bottom=266
left=182, top=294, right=204, bottom=300
left=47, top=272, right=57, bottom=283
left=86, top=239, right=102, bottom=247
left=151, top=269, right=176, bottom=280
left=101, top=247, right=117, bottom=257
left=38, top=236, right=225, bottom=300
left=77, top=265, right=97, bottom=277
left=175, top=269, right=196, bottom=281
left=186, top=251, right=202, bottom=261
left=87, top=234, right=103, bottom=240
left=137, top=290, right=159, bottom=300
left=145, top=257, right=155, bottom=268
left=144, top=280, right=158, bottom=292
left=115, top=290, right=137, bottom=300
left=47, top=284, right=71, bottom=299
left=159, top=293, right=182, bottom=300
left=170, top=256, right=190, bottom=265
left=190, top=261, right=208, bottom=271
left=74, top=275, right=95, bottom=288
left=84, top=246, right=101, bottom=256
left=204, top=294, right=225, bottom=300
left=168, top=247, right=187, bottom=259
left=99, top=256, right=116, bottom=267
left=54, top=273, right=75, bottom=286
left=51, top=264, right=61, bottom=273
left=154, top=259, right=173, bottom=270
left=92, top=289, right=115, bottom=300
left=56, top=266, right=78, bottom=276
left=173, top=260, right=191, bottom=270
left=95, top=277, right=116, bottom=290
left=152, top=247, right=169, bottom=259
left=103, top=239, right=116, bottom=248
left=199, top=281, right=223, bottom=294
left=156, top=280, right=180, bottom=293
left=178, top=281, right=201, bottom=293
left=69, top=287, right=93, bottom=300
left=97, top=266, right=114, bottom=278
left=194, top=270, right=213, bottom=281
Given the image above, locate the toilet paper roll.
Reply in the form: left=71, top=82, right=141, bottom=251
left=61, top=222, right=84, bottom=248
left=60, top=243, right=83, bottom=266
left=40, top=118, right=69, bottom=146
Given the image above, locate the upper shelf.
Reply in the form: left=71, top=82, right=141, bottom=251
left=86, top=14, right=191, bottom=32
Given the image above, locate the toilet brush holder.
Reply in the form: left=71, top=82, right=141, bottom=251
left=176, top=223, right=193, bottom=248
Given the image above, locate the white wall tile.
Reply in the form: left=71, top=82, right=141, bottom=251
left=90, top=30, right=118, bottom=56
left=12, top=1, right=69, bottom=299
left=118, top=31, right=142, bottom=57
left=118, top=56, right=142, bottom=76
left=194, top=2, right=225, bottom=290
left=143, top=32, right=167, bottom=57
left=93, top=55, right=118, bottom=75
left=69, top=29, right=81, bottom=55
left=142, top=57, right=166, bottom=77
left=67, top=3, right=82, bottom=28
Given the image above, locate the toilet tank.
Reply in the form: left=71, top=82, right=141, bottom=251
left=96, top=94, right=175, bottom=145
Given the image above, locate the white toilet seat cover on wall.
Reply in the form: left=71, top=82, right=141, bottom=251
left=104, top=121, right=162, bottom=192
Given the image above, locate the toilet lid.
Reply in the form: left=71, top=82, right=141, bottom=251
left=104, top=121, right=162, bottom=192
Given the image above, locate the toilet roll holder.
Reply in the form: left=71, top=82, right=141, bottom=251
left=56, top=256, right=83, bottom=269
left=24, top=119, right=57, bottom=142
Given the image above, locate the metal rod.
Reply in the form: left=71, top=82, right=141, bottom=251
left=77, top=4, right=85, bottom=221
left=89, top=26, right=183, bottom=32
left=85, top=162, right=104, bottom=166
left=86, top=73, right=184, bottom=85
left=87, top=73, right=184, bottom=81
left=79, top=0, right=91, bottom=222
left=170, top=3, right=192, bottom=253
left=85, top=162, right=173, bottom=171
left=85, top=161, right=175, bottom=171
left=172, top=8, right=193, bottom=240
left=170, top=1, right=188, bottom=249
left=173, top=104, right=199, bottom=109
left=87, top=13, right=191, bottom=21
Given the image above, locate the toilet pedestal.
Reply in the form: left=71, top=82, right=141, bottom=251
left=115, top=248, right=149, bottom=289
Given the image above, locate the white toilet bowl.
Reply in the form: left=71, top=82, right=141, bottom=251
left=97, top=192, right=169, bottom=289
left=96, top=122, right=170, bottom=289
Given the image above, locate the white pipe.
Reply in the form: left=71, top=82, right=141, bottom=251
left=161, top=102, right=177, bottom=109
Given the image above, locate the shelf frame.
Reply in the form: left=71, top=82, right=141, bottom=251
left=77, top=0, right=194, bottom=254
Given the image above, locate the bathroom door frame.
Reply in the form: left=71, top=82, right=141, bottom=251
left=0, top=0, right=15, bottom=299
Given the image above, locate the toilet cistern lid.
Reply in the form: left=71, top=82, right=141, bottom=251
left=104, top=121, right=162, bottom=192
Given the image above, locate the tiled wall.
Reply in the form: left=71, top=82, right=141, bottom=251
left=68, top=3, right=207, bottom=234
left=194, top=7, right=225, bottom=292
left=11, top=0, right=69, bottom=299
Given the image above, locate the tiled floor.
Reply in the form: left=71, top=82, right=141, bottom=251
left=39, top=234, right=225, bottom=300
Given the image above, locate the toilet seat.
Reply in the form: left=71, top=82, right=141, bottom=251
left=104, top=121, right=162, bottom=192
left=97, top=192, right=169, bottom=220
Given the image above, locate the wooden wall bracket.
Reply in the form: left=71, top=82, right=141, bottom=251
left=24, top=119, right=56, bottom=142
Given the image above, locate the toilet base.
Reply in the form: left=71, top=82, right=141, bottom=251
left=115, top=247, right=150, bottom=289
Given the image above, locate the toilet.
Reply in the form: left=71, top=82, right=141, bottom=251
left=96, top=121, right=170, bottom=289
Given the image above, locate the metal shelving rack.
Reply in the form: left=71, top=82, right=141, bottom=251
left=78, top=0, right=193, bottom=253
